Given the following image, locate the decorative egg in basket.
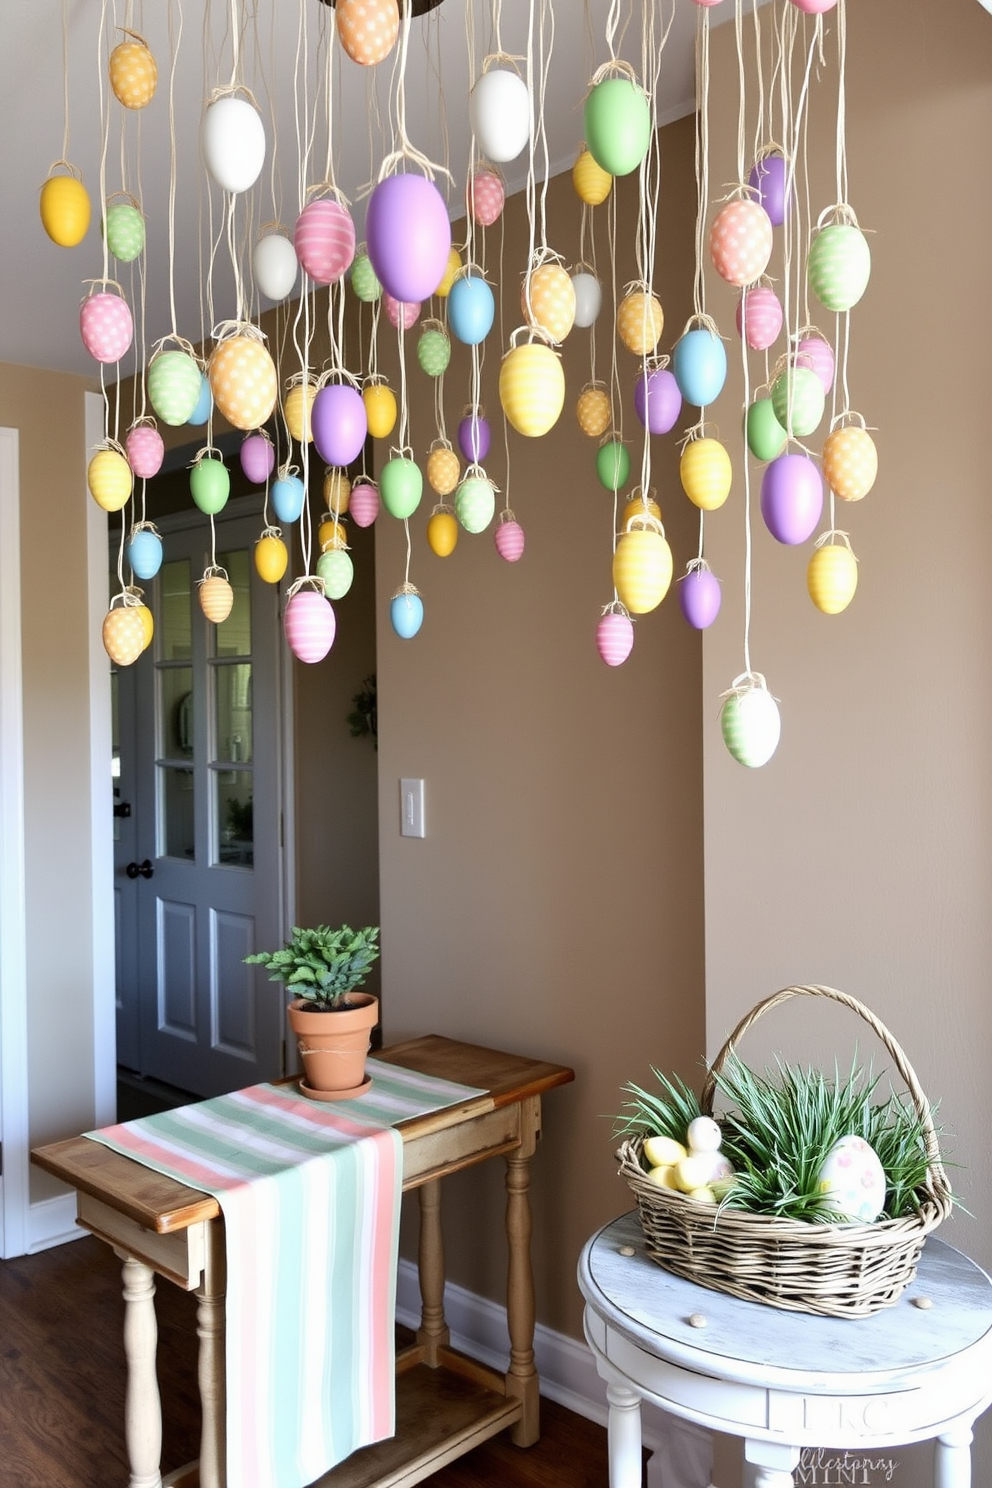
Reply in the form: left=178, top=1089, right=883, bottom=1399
left=816, top=1135, right=886, bottom=1223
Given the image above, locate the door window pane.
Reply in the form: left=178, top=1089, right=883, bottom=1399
left=160, top=765, right=195, bottom=859
left=215, top=663, right=252, bottom=764
left=161, top=666, right=194, bottom=758
left=215, top=550, right=251, bottom=658
left=161, top=560, right=192, bottom=661
left=215, top=768, right=253, bottom=866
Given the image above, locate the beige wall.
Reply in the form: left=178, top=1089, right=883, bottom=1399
left=374, top=123, right=706, bottom=1339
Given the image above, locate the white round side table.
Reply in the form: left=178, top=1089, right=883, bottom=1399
left=578, top=1212, right=992, bottom=1488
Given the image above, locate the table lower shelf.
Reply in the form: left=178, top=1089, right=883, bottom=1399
left=163, top=1360, right=525, bottom=1488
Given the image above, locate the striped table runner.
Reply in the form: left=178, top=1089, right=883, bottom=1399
left=86, top=1059, right=485, bottom=1488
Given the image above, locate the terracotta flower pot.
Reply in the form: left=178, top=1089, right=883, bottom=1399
left=287, top=994, right=379, bottom=1100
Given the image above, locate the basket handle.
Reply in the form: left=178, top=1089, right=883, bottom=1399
left=699, top=984, right=953, bottom=1211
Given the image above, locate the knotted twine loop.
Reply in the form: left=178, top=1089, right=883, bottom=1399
left=620, top=510, right=665, bottom=538
left=600, top=598, right=633, bottom=621
left=680, top=556, right=715, bottom=581
left=586, top=57, right=643, bottom=96
left=497, top=507, right=518, bottom=526
left=103, top=190, right=143, bottom=212
left=260, top=524, right=283, bottom=541
left=506, top=323, right=559, bottom=352
left=813, top=529, right=856, bottom=557
left=459, top=403, right=486, bottom=421
left=430, top=502, right=456, bottom=519
left=109, top=586, right=144, bottom=611
left=580, top=378, right=608, bottom=396
left=642, top=354, right=672, bottom=374
left=287, top=574, right=327, bottom=600
left=391, top=581, right=421, bottom=600
left=42, top=158, right=84, bottom=185
left=829, top=409, right=874, bottom=433
left=128, top=519, right=161, bottom=539
left=212, top=318, right=268, bottom=346
left=199, top=564, right=230, bottom=585
left=284, top=369, right=318, bottom=392
left=420, top=317, right=447, bottom=337
left=713, top=179, right=761, bottom=206
left=116, top=27, right=151, bottom=48
left=92, top=435, right=129, bottom=460
left=718, top=670, right=777, bottom=704
left=387, top=443, right=417, bottom=463
left=303, top=180, right=352, bottom=208
left=481, top=51, right=526, bottom=77
left=750, top=139, right=788, bottom=168
left=678, top=311, right=725, bottom=342
left=428, top=437, right=455, bottom=454
left=207, top=82, right=262, bottom=111
left=814, top=201, right=870, bottom=233
left=188, top=445, right=226, bottom=469
left=678, top=418, right=722, bottom=452
left=462, top=462, right=499, bottom=493
left=316, top=364, right=361, bottom=391
left=150, top=332, right=200, bottom=362
left=256, top=220, right=291, bottom=243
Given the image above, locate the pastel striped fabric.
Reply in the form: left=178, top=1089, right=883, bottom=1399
left=87, top=1059, right=485, bottom=1488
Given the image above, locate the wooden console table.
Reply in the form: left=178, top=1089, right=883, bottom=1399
left=31, top=1035, right=573, bottom=1488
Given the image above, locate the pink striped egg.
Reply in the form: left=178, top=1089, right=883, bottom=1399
left=735, top=285, right=783, bottom=352
left=349, top=480, right=380, bottom=527
left=283, top=589, right=336, bottom=663
left=596, top=611, right=634, bottom=667
left=384, top=293, right=421, bottom=330
left=80, top=290, right=134, bottom=364
left=495, top=517, right=525, bottom=562
left=293, top=199, right=356, bottom=285
left=796, top=334, right=835, bottom=394
left=125, top=422, right=164, bottom=479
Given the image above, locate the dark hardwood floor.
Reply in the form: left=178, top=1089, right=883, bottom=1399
left=0, top=1236, right=622, bottom=1488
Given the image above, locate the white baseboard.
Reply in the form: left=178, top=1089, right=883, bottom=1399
left=27, top=1193, right=84, bottom=1253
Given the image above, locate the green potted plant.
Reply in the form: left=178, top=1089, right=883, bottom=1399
left=245, top=925, right=380, bottom=1100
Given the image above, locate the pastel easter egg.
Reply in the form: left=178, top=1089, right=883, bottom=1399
left=747, top=153, right=789, bottom=228
left=709, top=199, right=773, bottom=287
left=584, top=77, right=652, bottom=177
left=202, top=96, right=266, bottom=194
left=760, top=453, right=823, bottom=544
left=448, top=274, right=495, bottom=345
left=617, top=291, right=664, bottom=356
left=721, top=683, right=781, bottom=768
left=350, top=250, right=382, bottom=302
left=680, top=567, right=722, bottom=630
left=596, top=610, right=634, bottom=667
left=435, top=247, right=462, bottom=297
left=336, top=0, right=399, bottom=65
left=312, top=383, right=368, bottom=467
left=808, top=224, right=871, bottom=312
left=571, top=271, right=603, bottom=328
left=426, top=446, right=460, bottom=496
left=199, top=575, right=234, bottom=624
left=318, top=515, right=347, bottom=552
left=384, top=293, right=421, bottom=331
left=623, top=495, right=661, bottom=525
left=379, top=456, right=423, bottom=519
left=255, top=533, right=288, bottom=584
left=573, top=148, right=612, bottom=206
left=189, top=456, right=230, bottom=516
left=40, top=173, right=91, bottom=247
left=596, top=439, right=630, bottom=492
left=469, top=69, right=531, bottom=162
left=253, top=231, right=298, bottom=301
left=613, top=526, right=673, bottom=614
left=284, top=380, right=317, bottom=443
left=458, top=411, right=490, bottom=463
left=499, top=342, right=565, bottom=437
left=672, top=327, right=727, bottom=408
left=417, top=326, right=451, bottom=376
left=316, top=547, right=354, bottom=600
left=126, top=527, right=163, bottom=581
left=745, top=395, right=787, bottom=462
left=815, top=1134, right=886, bottom=1222
left=796, top=334, right=835, bottom=394
left=634, top=367, right=682, bottom=435
left=134, top=604, right=154, bottom=652
left=427, top=508, right=459, bottom=558
left=271, top=474, right=306, bottom=524
left=808, top=541, right=859, bottom=614
left=680, top=437, right=732, bottom=511
left=522, top=263, right=576, bottom=343
left=791, top=0, right=838, bottom=13
left=390, top=590, right=425, bottom=639
left=771, top=364, right=825, bottom=439
left=495, top=516, right=525, bottom=562
left=822, top=425, right=878, bottom=502
left=466, top=168, right=505, bottom=227
left=363, top=382, right=397, bottom=439
left=80, top=290, right=134, bottom=364
left=294, top=199, right=356, bottom=285
left=284, top=589, right=336, bottom=663
left=102, top=606, right=146, bottom=666
left=148, top=350, right=203, bottom=426
left=125, top=423, right=164, bottom=479
left=209, top=335, right=277, bottom=432
left=104, top=202, right=145, bottom=261
left=736, top=285, right=783, bottom=351
left=455, top=475, right=496, bottom=534
left=88, top=448, right=133, bottom=511
left=349, top=480, right=380, bottom=527
left=366, top=173, right=452, bottom=304
left=188, top=372, right=213, bottom=426
left=240, top=432, right=275, bottom=484
left=109, top=37, right=157, bottom=109
left=577, top=385, right=612, bottom=438
left=324, top=469, right=351, bottom=515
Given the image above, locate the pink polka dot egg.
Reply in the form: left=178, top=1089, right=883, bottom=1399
left=80, top=288, right=134, bottom=364
left=709, top=198, right=773, bottom=287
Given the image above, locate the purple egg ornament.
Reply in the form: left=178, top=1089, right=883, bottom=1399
left=633, top=367, right=682, bottom=435
left=240, top=432, right=276, bottom=485
left=748, top=153, right=789, bottom=228
left=760, top=453, right=823, bottom=545
left=311, top=383, right=368, bottom=468
left=365, top=173, right=452, bottom=306
left=458, top=410, right=491, bottom=463
left=679, top=567, right=722, bottom=629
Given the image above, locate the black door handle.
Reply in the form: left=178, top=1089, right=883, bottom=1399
left=126, top=859, right=154, bottom=879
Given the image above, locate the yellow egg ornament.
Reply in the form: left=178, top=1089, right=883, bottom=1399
left=435, top=246, right=463, bottom=298
left=807, top=533, right=859, bottom=614
left=612, top=513, right=673, bottom=614
left=617, top=288, right=664, bottom=357
left=427, top=506, right=459, bottom=557
left=680, top=436, right=732, bottom=512
left=426, top=443, right=460, bottom=496
left=88, top=443, right=133, bottom=512
left=318, top=515, right=348, bottom=552
left=576, top=383, right=612, bottom=439
left=521, top=261, right=576, bottom=344
left=572, top=147, right=612, bottom=207
left=40, top=166, right=91, bottom=247
left=102, top=599, right=146, bottom=667
left=109, top=31, right=158, bottom=109
left=623, top=491, right=662, bottom=526
left=255, top=530, right=289, bottom=585
left=499, top=333, right=565, bottom=438
left=363, top=380, right=398, bottom=440
left=124, top=589, right=155, bottom=652
left=284, top=376, right=318, bottom=443
left=324, top=468, right=351, bottom=515
left=642, top=1135, right=687, bottom=1167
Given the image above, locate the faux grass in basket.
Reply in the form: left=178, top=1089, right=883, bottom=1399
left=616, top=984, right=953, bottom=1318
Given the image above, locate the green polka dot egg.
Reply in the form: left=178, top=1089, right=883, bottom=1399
left=455, top=473, right=496, bottom=534
left=103, top=202, right=145, bottom=262
left=417, top=326, right=451, bottom=377
left=807, top=224, right=871, bottom=313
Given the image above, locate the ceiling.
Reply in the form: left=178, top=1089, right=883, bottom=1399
left=0, top=0, right=700, bottom=380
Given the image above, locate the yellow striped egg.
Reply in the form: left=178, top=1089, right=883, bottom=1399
left=284, top=379, right=317, bottom=443
left=572, top=148, right=612, bottom=206
left=822, top=425, right=878, bottom=502
left=323, top=469, right=351, bottom=515
left=521, top=263, right=576, bottom=343
left=102, top=606, right=146, bottom=666
left=88, top=447, right=133, bottom=512
left=499, top=342, right=565, bottom=437
left=209, top=335, right=277, bottom=432
left=623, top=494, right=662, bottom=525
left=617, top=290, right=664, bottom=356
left=427, top=445, right=460, bottom=496
left=576, top=384, right=611, bottom=438
left=612, top=521, right=673, bottom=614
left=199, top=575, right=234, bottom=624
left=680, top=437, right=732, bottom=512
left=807, top=542, right=858, bottom=614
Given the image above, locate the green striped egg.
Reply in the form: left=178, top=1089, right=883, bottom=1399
left=148, top=349, right=203, bottom=426
left=455, top=475, right=496, bottom=533
left=417, top=328, right=451, bottom=377
left=104, top=202, right=145, bottom=262
left=316, top=547, right=354, bottom=600
left=721, top=686, right=781, bottom=768
left=807, top=225, right=871, bottom=313
left=771, top=365, right=825, bottom=438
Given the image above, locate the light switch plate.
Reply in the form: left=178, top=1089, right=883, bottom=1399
left=400, top=778, right=425, bottom=838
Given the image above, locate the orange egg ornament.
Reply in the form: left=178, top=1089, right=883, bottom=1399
left=209, top=331, right=277, bottom=432
left=109, top=32, right=158, bottom=110
left=822, top=422, right=878, bottom=502
left=576, top=383, right=612, bottom=439
left=199, top=573, right=234, bottom=624
left=521, top=262, right=576, bottom=343
left=102, top=603, right=146, bottom=666
left=617, top=290, right=664, bottom=356
left=426, top=444, right=460, bottom=496
left=335, top=0, right=400, bottom=67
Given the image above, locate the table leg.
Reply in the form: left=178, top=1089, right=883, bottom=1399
left=607, top=1381, right=643, bottom=1488
left=417, top=1177, right=450, bottom=1365
left=196, top=1219, right=227, bottom=1488
left=505, top=1094, right=540, bottom=1446
left=935, top=1425, right=974, bottom=1488
left=745, top=1439, right=800, bottom=1488
left=119, top=1252, right=164, bottom=1488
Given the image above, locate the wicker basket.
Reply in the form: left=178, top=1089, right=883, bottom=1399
left=617, top=984, right=953, bottom=1318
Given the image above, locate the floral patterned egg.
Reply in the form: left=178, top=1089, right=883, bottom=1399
left=596, top=610, right=634, bottom=667
left=199, top=574, right=234, bottom=625
left=125, top=422, right=164, bottom=480
left=815, top=1135, right=885, bottom=1221
left=495, top=513, right=525, bottom=562
left=521, top=263, right=576, bottom=343
left=807, top=539, right=859, bottom=615
left=709, top=198, right=774, bottom=287
left=735, top=285, right=783, bottom=352
left=467, top=168, right=505, bottom=228
left=294, top=199, right=356, bottom=285
left=573, top=148, right=612, bottom=207
left=109, top=35, right=158, bottom=110
left=335, top=0, right=400, bottom=66
left=426, top=445, right=460, bottom=496
left=209, top=334, right=277, bottom=431
left=576, top=384, right=611, bottom=439
left=80, top=289, right=133, bottom=364
left=822, top=424, right=878, bottom=502
left=102, top=605, right=146, bottom=666
left=499, top=342, right=565, bottom=437
left=617, top=290, right=664, bottom=356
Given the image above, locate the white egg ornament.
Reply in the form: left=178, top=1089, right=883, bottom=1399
left=571, top=270, right=603, bottom=328
left=816, top=1135, right=887, bottom=1223
left=202, top=94, right=266, bottom=194
left=253, top=229, right=299, bottom=302
left=469, top=66, right=531, bottom=163
left=686, top=1116, right=722, bottom=1153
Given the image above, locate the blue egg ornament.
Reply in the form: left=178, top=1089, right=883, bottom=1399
left=672, top=327, right=727, bottom=408
left=390, top=588, right=424, bottom=639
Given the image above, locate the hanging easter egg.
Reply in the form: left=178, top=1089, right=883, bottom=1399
left=613, top=519, right=673, bottom=614
left=522, top=263, right=576, bottom=343
left=709, top=198, right=774, bottom=287
left=796, top=334, right=835, bottom=394
left=736, top=285, right=783, bottom=351
left=238, top=432, right=274, bottom=485
left=199, top=574, right=234, bottom=624
left=104, top=201, right=145, bottom=262
left=253, top=230, right=298, bottom=302
left=596, top=610, right=634, bottom=667
left=202, top=95, right=265, bottom=194
left=495, top=512, right=525, bottom=562
left=318, top=515, right=347, bottom=552
left=435, top=247, right=462, bottom=297
left=284, top=379, right=317, bottom=443
left=103, top=605, right=146, bottom=666
left=597, top=438, right=630, bottom=492
left=88, top=447, right=133, bottom=512
left=467, top=168, right=505, bottom=227
left=384, top=293, right=421, bottom=331
left=40, top=170, right=91, bottom=247
left=284, top=589, right=336, bottom=662
left=499, top=341, right=565, bottom=437
left=363, top=381, right=397, bottom=439
left=745, top=395, right=787, bottom=462
left=427, top=507, right=459, bottom=558
left=721, top=680, right=781, bottom=768
left=672, top=327, right=728, bottom=407
left=109, top=33, right=157, bottom=109
left=271, top=474, right=306, bottom=525
left=815, top=1134, right=885, bottom=1222
left=617, top=290, right=664, bottom=357
left=294, top=198, right=356, bottom=285
left=455, top=474, right=496, bottom=534
left=190, top=455, right=230, bottom=516
left=255, top=532, right=288, bottom=585
left=680, top=438, right=732, bottom=512
left=573, top=148, right=612, bottom=206
left=427, top=445, right=460, bottom=496
left=126, top=526, right=163, bottom=581
left=312, top=383, right=368, bottom=467
left=448, top=274, right=495, bottom=345
left=125, top=422, right=164, bottom=479
left=188, top=372, right=213, bottom=427
left=584, top=76, right=652, bottom=177
left=316, top=547, right=355, bottom=600
left=808, top=539, right=858, bottom=615
left=747, top=153, right=789, bottom=228
left=380, top=456, right=423, bottom=519
left=679, top=566, right=722, bottom=630
left=634, top=366, right=682, bottom=435
left=133, top=601, right=154, bottom=652
left=366, top=173, right=452, bottom=304
left=790, top=0, right=839, bottom=14
left=623, top=494, right=662, bottom=525
left=350, top=249, right=382, bottom=302
left=390, top=587, right=425, bottom=640
left=349, top=479, right=380, bottom=527
left=417, top=325, right=451, bottom=377
left=577, top=384, right=612, bottom=439
left=771, top=364, right=826, bottom=438
left=458, top=411, right=490, bottom=464
left=324, top=469, right=351, bottom=515
left=808, top=223, right=871, bottom=312
left=760, top=453, right=823, bottom=544
left=147, top=349, right=202, bottom=426
left=336, top=0, right=400, bottom=65
left=823, top=423, right=878, bottom=502
left=80, top=289, right=133, bottom=364
left=209, top=333, right=277, bottom=432
left=571, top=271, right=603, bottom=328
left=469, top=69, right=531, bottom=162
